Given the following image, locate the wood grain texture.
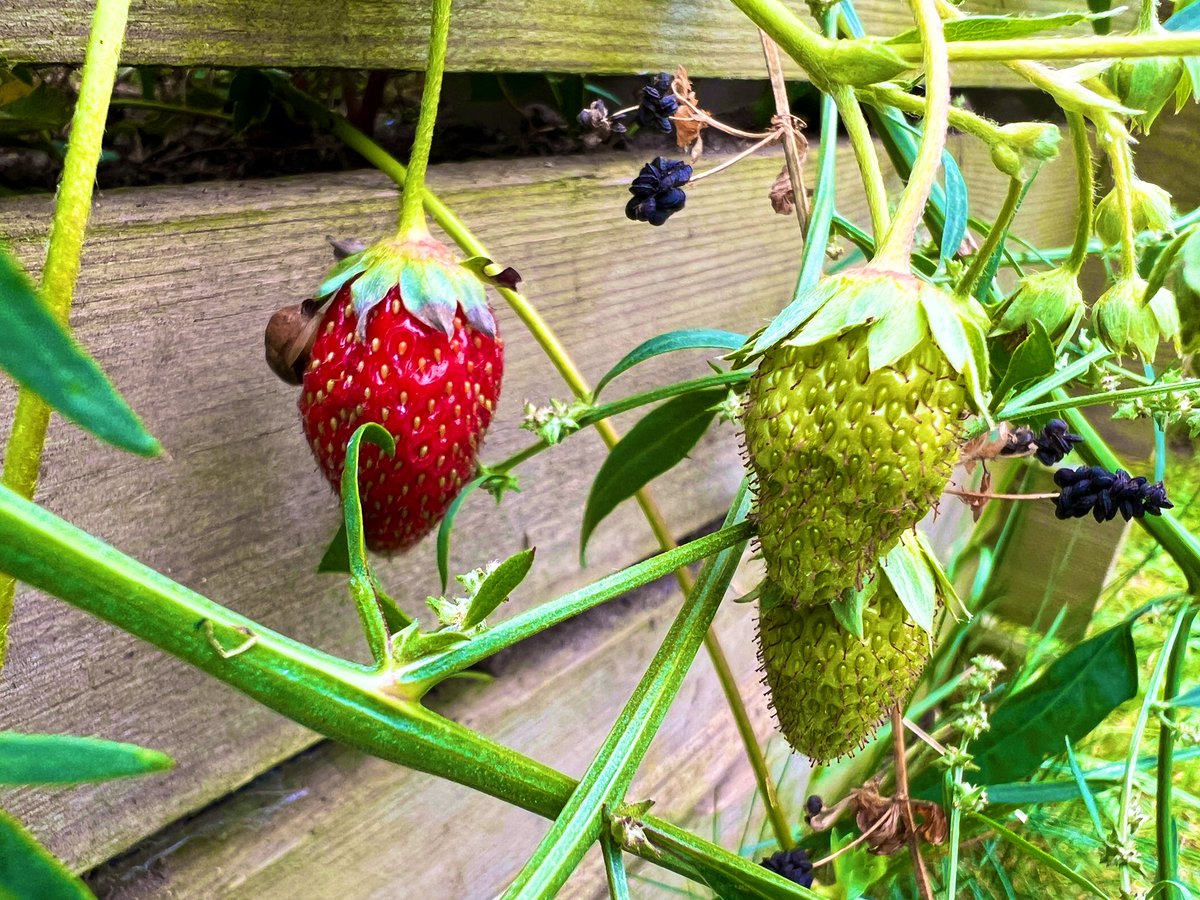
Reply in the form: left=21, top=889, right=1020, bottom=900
left=0, top=147, right=832, bottom=873
left=0, top=0, right=1114, bottom=82
left=0, top=137, right=1078, bottom=891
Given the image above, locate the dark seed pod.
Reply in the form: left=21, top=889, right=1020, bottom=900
left=265, top=299, right=321, bottom=385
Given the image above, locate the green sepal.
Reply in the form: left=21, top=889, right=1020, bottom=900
left=991, top=266, right=1085, bottom=341
left=317, top=251, right=368, bottom=298
left=1095, top=276, right=1173, bottom=360
left=920, top=287, right=992, bottom=417
left=830, top=578, right=876, bottom=640
left=780, top=275, right=893, bottom=350
left=822, top=39, right=910, bottom=88
left=867, top=301, right=928, bottom=371
left=400, top=257, right=458, bottom=334
left=316, top=236, right=498, bottom=338
left=881, top=533, right=937, bottom=637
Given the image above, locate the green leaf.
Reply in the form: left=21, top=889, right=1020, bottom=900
left=994, top=321, right=1056, bottom=407
left=0, top=246, right=160, bottom=456
left=831, top=579, right=875, bottom=639
left=593, top=329, right=746, bottom=399
left=923, top=618, right=1140, bottom=794
left=0, top=733, right=172, bottom=785
left=940, top=153, right=970, bottom=263
left=1169, top=683, right=1200, bottom=707
left=866, top=303, right=927, bottom=372
left=970, top=813, right=1107, bottom=898
left=748, top=279, right=838, bottom=358
left=881, top=536, right=936, bottom=636
left=887, top=10, right=1118, bottom=45
left=437, top=475, right=484, bottom=591
left=828, top=827, right=889, bottom=899
left=579, top=389, right=723, bottom=562
left=1144, top=225, right=1198, bottom=306
left=317, top=523, right=350, bottom=574
left=462, top=548, right=535, bottom=630
left=0, top=810, right=92, bottom=900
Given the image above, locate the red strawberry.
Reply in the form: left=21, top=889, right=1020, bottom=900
left=297, top=236, right=503, bottom=553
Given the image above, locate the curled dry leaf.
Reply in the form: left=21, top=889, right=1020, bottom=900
left=851, top=780, right=948, bottom=856
left=959, top=422, right=1036, bottom=472
left=671, top=66, right=707, bottom=160
left=770, top=165, right=796, bottom=215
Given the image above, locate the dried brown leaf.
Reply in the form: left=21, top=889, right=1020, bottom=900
left=770, top=165, right=796, bottom=215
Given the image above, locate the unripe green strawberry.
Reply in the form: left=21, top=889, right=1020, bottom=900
left=1094, top=179, right=1173, bottom=246
left=1094, top=275, right=1179, bottom=361
left=1107, top=23, right=1184, bottom=134
left=741, top=270, right=987, bottom=606
left=756, top=572, right=932, bottom=762
left=991, top=266, right=1085, bottom=343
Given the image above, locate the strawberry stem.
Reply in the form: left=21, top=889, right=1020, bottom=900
left=1066, top=111, right=1094, bottom=276
left=832, top=84, right=891, bottom=247
left=397, top=0, right=452, bottom=238
left=872, top=0, right=949, bottom=270
left=0, top=0, right=133, bottom=668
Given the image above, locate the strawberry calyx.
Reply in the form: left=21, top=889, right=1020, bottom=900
left=743, top=269, right=993, bottom=417
left=317, top=232, right=496, bottom=339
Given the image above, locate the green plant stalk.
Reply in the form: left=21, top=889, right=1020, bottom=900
left=399, top=521, right=755, bottom=689
left=998, top=376, right=1200, bottom=420
left=282, top=88, right=793, bottom=849
left=873, top=0, right=949, bottom=270
left=502, top=485, right=752, bottom=899
left=888, top=32, right=1200, bottom=62
left=858, top=82, right=1007, bottom=149
left=601, top=830, right=631, bottom=900
left=1117, top=607, right=1188, bottom=897
left=1156, top=603, right=1196, bottom=896
left=957, top=176, right=1024, bottom=297
left=831, top=85, right=890, bottom=244
left=0, top=483, right=798, bottom=895
left=1064, top=404, right=1200, bottom=592
left=1104, top=117, right=1140, bottom=275
left=1140, top=0, right=1159, bottom=32
left=0, top=0, right=132, bottom=669
left=1065, top=111, right=1094, bottom=276
left=639, top=816, right=824, bottom=900
left=397, top=0, right=450, bottom=236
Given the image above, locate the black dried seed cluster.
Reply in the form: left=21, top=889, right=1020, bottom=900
left=637, top=72, right=678, bottom=133
left=1033, top=419, right=1084, bottom=465
left=760, top=846, right=815, bottom=888
left=1053, top=465, right=1173, bottom=522
left=626, top=157, right=692, bottom=226
left=577, top=99, right=626, bottom=137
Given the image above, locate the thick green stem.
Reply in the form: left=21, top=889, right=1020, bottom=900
left=858, top=83, right=1006, bottom=148
left=0, top=0, right=131, bottom=668
left=275, top=86, right=793, bottom=852
left=873, top=0, right=949, bottom=270
left=503, top=487, right=752, bottom=899
left=0, top=485, right=805, bottom=896
left=1066, top=111, right=1095, bottom=276
left=1117, top=607, right=1187, bottom=897
left=832, top=85, right=890, bottom=246
left=727, top=0, right=834, bottom=85
left=889, top=32, right=1200, bottom=62
left=956, top=176, right=1024, bottom=297
left=1156, top=603, right=1196, bottom=897
left=397, top=0, right=451, bottom=236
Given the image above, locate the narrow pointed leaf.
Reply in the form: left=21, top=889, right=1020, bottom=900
left=0, top=733, right=172, bottom=785
left=831, top=579, right=875, bottom=638
left=881, top=537, right=936, bottom=635
left=0, top=247, right=160, bottom=456
left=580, top=389, right=723, bottom=562
left=317, top=523, right=350, bottom=574
left=0, top=810, right=91, bottom=900
left=437, top=475, right=484, bottom=591
left=887, top=10, right=1118, bottom=44
left=462, top=548, right=535, bottom=630
left=594, top=329, right=746, bottom=399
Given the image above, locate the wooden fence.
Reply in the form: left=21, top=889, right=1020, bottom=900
left=0, top=1, right=1144, bottom=895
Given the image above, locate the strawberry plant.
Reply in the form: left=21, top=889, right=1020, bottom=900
left=4, top=0, right=1200, bottom=896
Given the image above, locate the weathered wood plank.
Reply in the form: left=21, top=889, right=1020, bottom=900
left=0, top=0, right=1117, bottom=82
left=0, top=136, right=1077, bottom=887
left=0, top=147, right=837, bottom=872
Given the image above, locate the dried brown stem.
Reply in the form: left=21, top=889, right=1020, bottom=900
left=892, top=707, right=935, bottom=900
left=758, top=29, right=809, bottom=234
left=945, top=488, right=1060, bottom=502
